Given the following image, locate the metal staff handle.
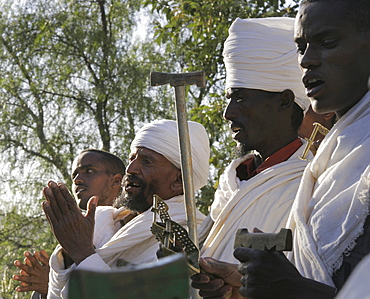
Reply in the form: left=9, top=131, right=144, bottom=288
left=150, top=70, right=206, bottom=248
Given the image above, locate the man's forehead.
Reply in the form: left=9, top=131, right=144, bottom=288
left=130, top=147, right=178, bottom=168
left=226, top=87, right=255, bottom=97
left=131, top=147, right=163, bottom=159
left=73, top=152, right=104, bottom=168
left=295, top=1, right=349, bottom=38
left=294, top=2, right=321, bottom=37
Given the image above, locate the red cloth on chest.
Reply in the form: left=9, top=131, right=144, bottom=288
left=238, top=138, right=302, bottom=180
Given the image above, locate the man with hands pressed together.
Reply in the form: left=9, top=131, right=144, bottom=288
left=13, top=149, right=126, bottom=299
left=43, top=119, right=208, bottom=298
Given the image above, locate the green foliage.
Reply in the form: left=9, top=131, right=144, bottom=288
left=0, top=0, right=174, bottom=297
left=0, top=0, right=301, bottom=296
left=0, top=207, right=57, bottom=299
left=144, top=0, right=299, bottom=87
left=144, top=0, right=300, bottom=211
left=0, top=0, right=176, bottom=196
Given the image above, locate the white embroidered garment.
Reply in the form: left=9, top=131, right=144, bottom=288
left=287, top=91, right=370, bottom=287
left=200, top=141, right=311, bottom=263
left=48, top=196, right=205, bottom=298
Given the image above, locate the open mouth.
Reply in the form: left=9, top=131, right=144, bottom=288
left=124, top=178, right=142, bottom=192
left=230, top=124, right=242, bottom=139
left=75, top=186, right=87, bottom=195
left=305, top=78, right=325, bottom=89
left=124, top=174, right=145, bottom=192
left=126, top=182, right=140, bottom=188
left=303, top=76, right=325, bottom=97
left=231, top=126, right=241, bottom=133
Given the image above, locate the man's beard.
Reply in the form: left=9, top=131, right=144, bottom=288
left=234, top=142, right=253, bottom=158
left=114, top=175, right=152, bottom=213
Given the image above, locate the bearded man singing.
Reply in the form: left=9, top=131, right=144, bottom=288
left=43, top=119, right=209, bottom=299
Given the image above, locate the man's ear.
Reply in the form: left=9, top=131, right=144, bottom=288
left=171, top=170, right=183, bottom=194
left=112, top=174, right=123, bottom=187
left=279, top=89, right=295, bottom=111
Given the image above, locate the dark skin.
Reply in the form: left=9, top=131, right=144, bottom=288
left=191, top=258, right=243, bottom=299
left=234, top=248, right=336, bottom=299
left=298, top=106, right=335, bottom=140
left=13, top=151, right=124, bottom=296
left=42, top=147, right=183, bottom=269
left=298, top=106, right=336, bottom=154
left=229, top=1, right=370, bottom=299
left=224, top=88, right=298, bottom=164
left=13, top=250, right=49, bottom=298
left=295, top=1, right=370, bottom=118
left=71, top=151, right=123, bottom=210
left=123, top=147, right=183, bottom=210
left=191, top=88, right=301, bottom=297
left=43, top=181, right=97, bottom=266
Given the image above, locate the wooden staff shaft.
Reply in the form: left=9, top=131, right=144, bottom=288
left=174, top=85, right=198, bottom=248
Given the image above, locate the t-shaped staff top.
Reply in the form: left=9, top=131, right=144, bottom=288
left=150, top=71, right=206, bottom=87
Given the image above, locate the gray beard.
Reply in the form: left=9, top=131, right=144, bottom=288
left=114, top=191, right=151, bottom=213
left=235, top=142, right=252, bottom=158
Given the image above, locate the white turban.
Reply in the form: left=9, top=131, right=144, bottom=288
left=223, top=17, right=310, bottom=113
left=130, top=119, right=210, bottom=191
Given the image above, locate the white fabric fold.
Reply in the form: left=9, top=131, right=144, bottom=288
left=130, top=119, right=210, bottom=191
left=48, top=196, right=205, bottom=298
left=287, top=91, right=370, bottom=287
left=223, top=17, right=310, bottom=113
left=200, top=141, right=311, bottom=263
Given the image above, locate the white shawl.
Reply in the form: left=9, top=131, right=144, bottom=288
left=200, top=141, right=311, bottom=263
left=48, top=195, right=205, bottom=298
left=287, top=91, right=370, bottom=287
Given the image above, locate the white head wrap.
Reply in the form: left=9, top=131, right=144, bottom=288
left=130, top=119, right=210, bottom=191
left=223, top=17, right=310, bottom=113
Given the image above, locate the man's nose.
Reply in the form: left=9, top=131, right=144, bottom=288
left=126, top=160, right=140, bottom=175
left=299, top=43, right=321, bottom=70
left=224, top=100, right=237, bottom=121
left=73, top=173, right=84, bottom=184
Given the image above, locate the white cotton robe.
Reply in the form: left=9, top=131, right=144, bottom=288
left=287, top=91, right=370, bottom=287
left=47, top=195, right=205, bottom=298
left=201, top=141, right=311, bottom=263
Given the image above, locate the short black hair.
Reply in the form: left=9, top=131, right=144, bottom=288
left=291, top=102, right=304, bottom=131
left=300, top=0, right=370, bottom=32
left=80, top=149, right=125, bottom=176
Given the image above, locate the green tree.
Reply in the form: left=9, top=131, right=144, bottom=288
left=0, top=207, right=57, bottom=299
left=0, top=0, right=175, bottom=297
left=0, top=0, right=301, bottom=297
left=144, top=0, right=300, bottom=212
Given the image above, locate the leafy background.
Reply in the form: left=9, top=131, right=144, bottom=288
left=0, top=0, right=299, bottom=297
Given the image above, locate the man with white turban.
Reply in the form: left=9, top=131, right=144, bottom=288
left=232, top=0, right=370, bottom=298
left=192, top=16, right=311, bottom=297
left=43, top=119, right=209, bottom=298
